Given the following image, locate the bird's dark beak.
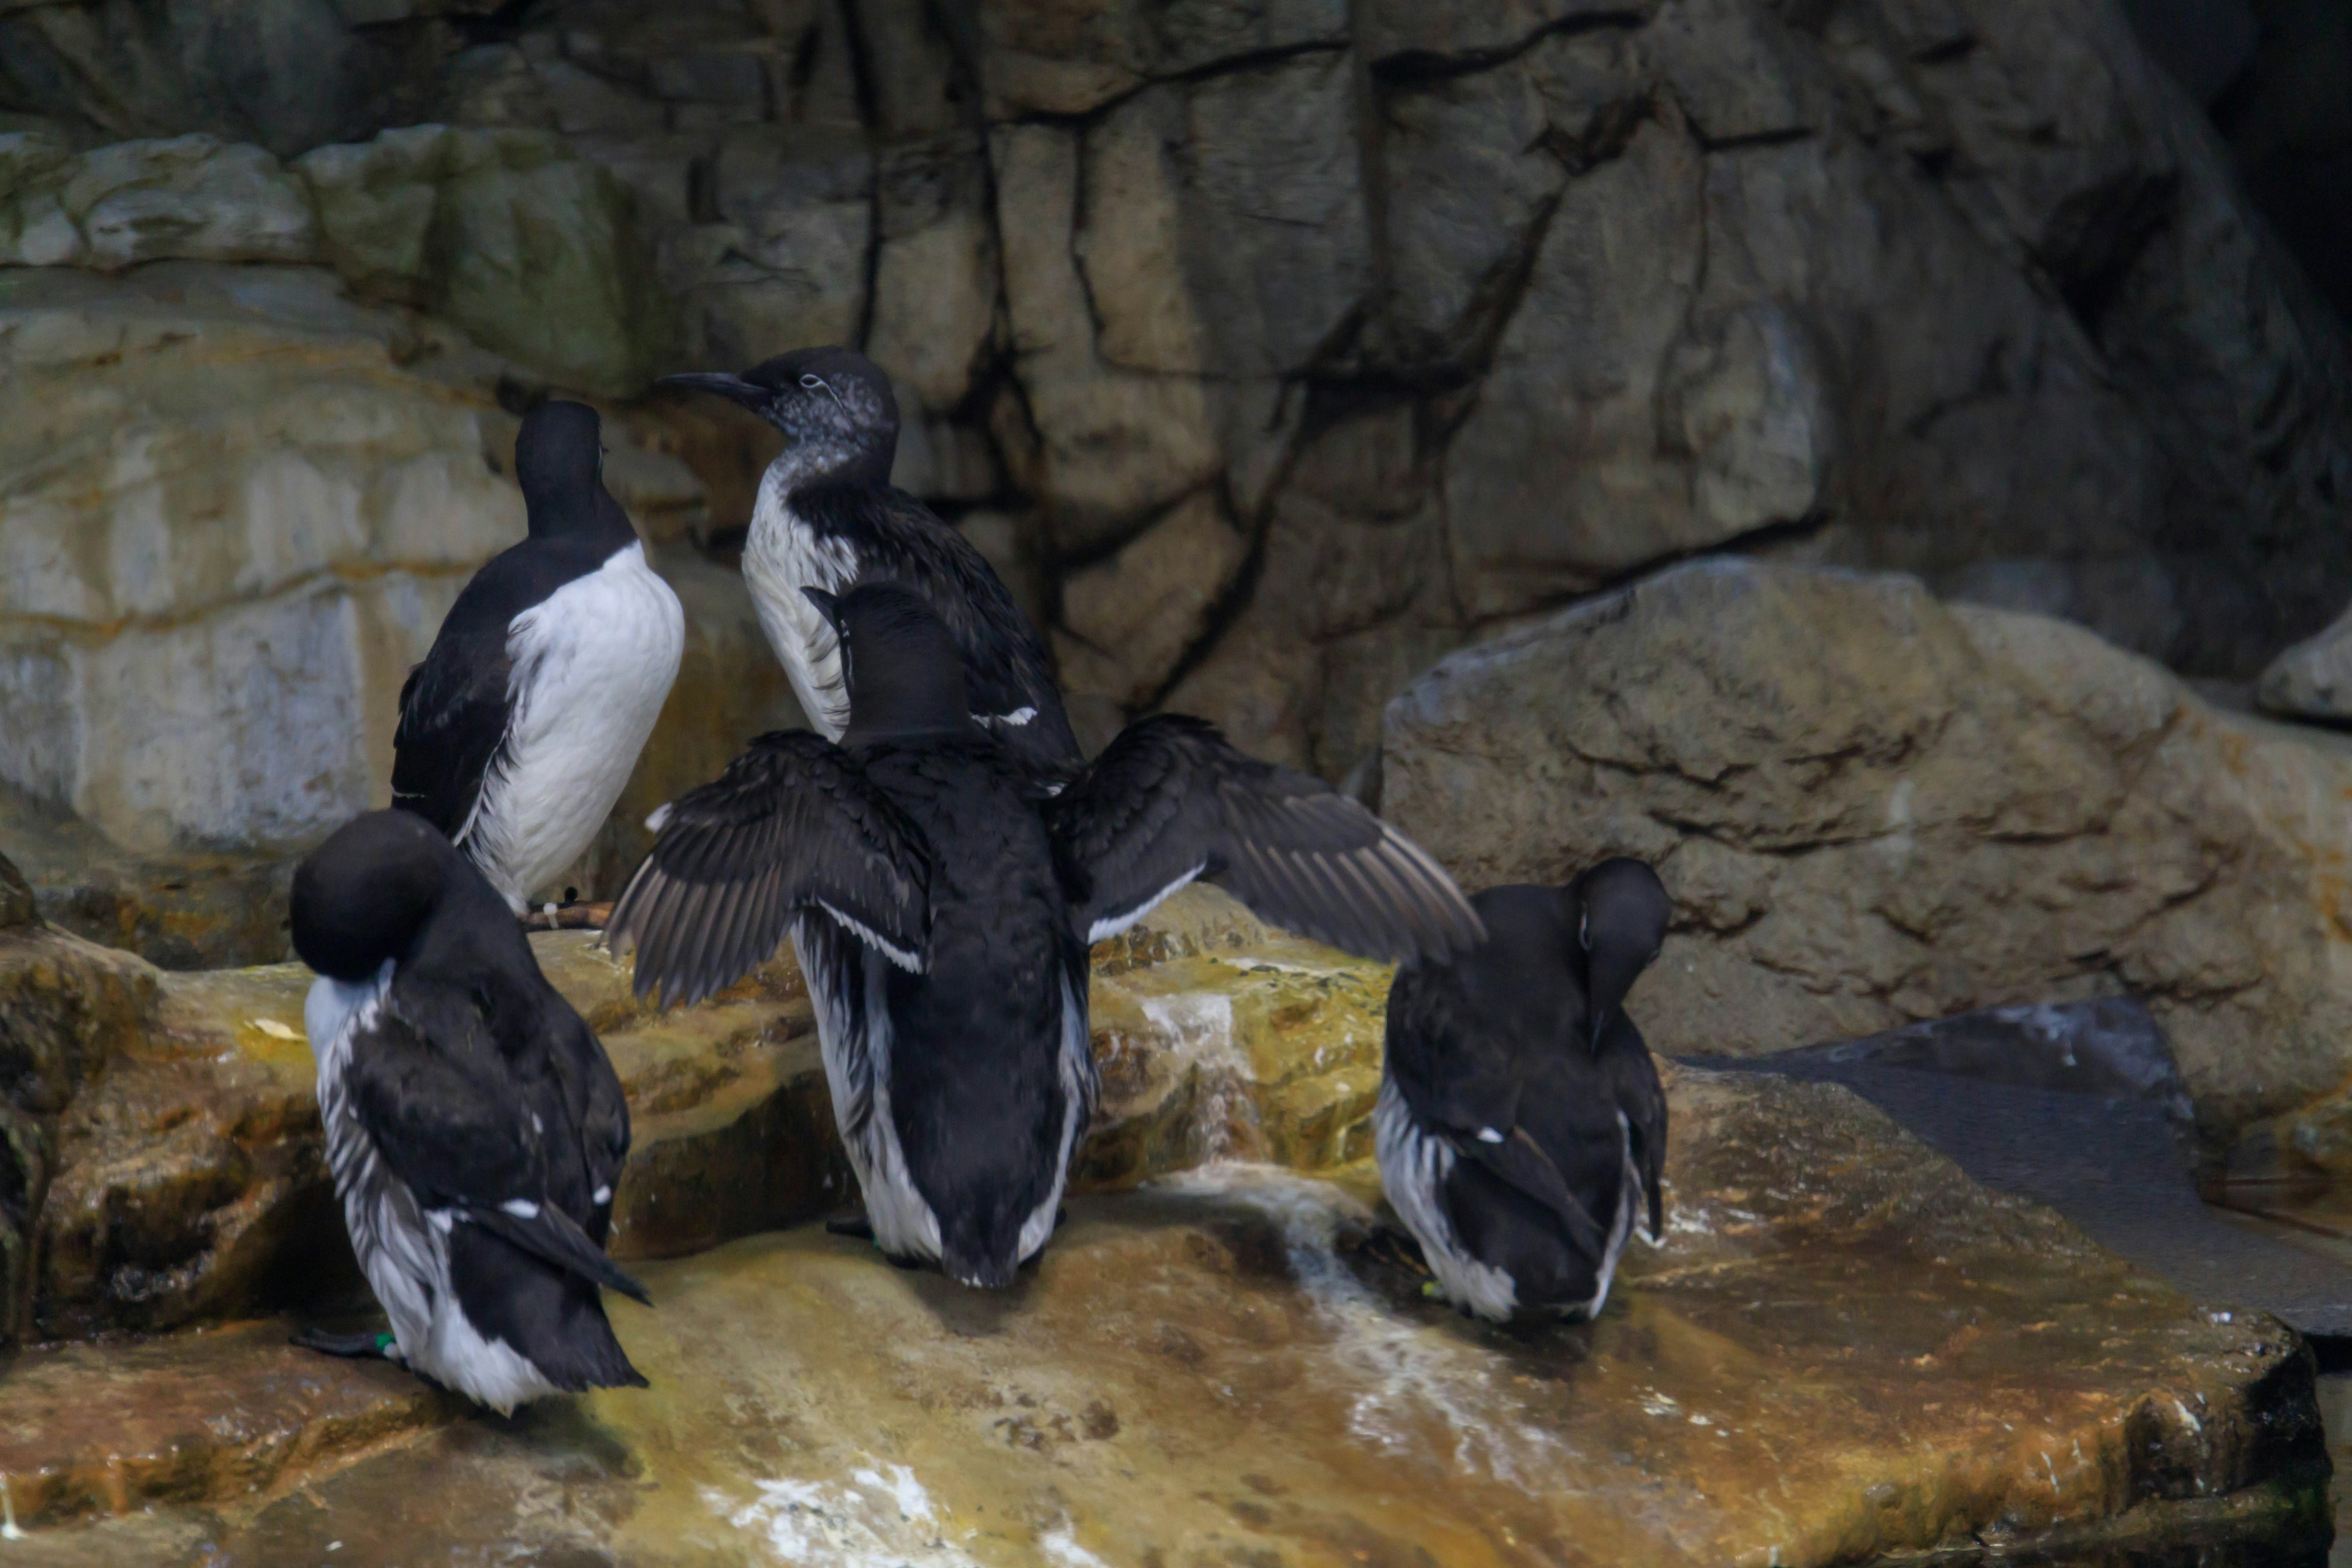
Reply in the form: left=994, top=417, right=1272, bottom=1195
left=658, top=372, right=771, bottom=414
left=802, top=586, right=841, bottom=630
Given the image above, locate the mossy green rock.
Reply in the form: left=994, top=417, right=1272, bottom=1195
left=297, top=126, right=673, bottom=396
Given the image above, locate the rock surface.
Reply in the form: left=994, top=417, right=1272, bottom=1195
left=0, top=887, right=1393, bottom=1346
left=0, top=262, right=786, bottom=916
left=2, top=784, right=295, bottom=970
left=0, top=263, right=517, bottom=858
left=3, top=0, right=2350, bottom=817
left=1381, top=560, right=2352, bottom=1167
left=2258, top=601, right=2352, bottom=722
left=0, top=1071, right=2327, bottom=1563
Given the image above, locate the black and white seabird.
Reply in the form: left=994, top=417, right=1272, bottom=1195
left=605, top=582, right=1482, bottom=1287
left=1375, top=859, right=1672, bottom=1324
left=291, top=809, right=650, bottom=1412
left=659, top=348, right=1080, bottom=778
left=392, top=400, right=685, bottom=915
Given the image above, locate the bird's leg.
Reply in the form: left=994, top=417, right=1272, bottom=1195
left=293, top=1327, right=399, bottom=1361
left=520, top=901, right=616, bottom=933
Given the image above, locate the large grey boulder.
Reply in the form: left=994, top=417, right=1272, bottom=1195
left=1381, top=559, right=2352, bottom=1166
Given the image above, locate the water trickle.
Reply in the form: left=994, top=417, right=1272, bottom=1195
left=709, top=1463, right=977, bottom=1567
left=1161, top=1162, right=1572, bottom=1491
left=1137, top=992, right=1256, bottom=1158
left=0, top=1474, right=23, bottom=1540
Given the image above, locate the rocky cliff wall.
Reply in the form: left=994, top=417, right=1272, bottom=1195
left=1, top=0, right=2348, bottom=946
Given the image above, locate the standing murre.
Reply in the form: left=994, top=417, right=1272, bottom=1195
left=658, top=347, right=1081, bottom=779
left=1376, top=859, right=1672, bottom=1324
left=604, top=582, right=1483, bottom=1287
left=290, top=810, right=649, bottom=1412
left=392, top=400, right=685, bottom=916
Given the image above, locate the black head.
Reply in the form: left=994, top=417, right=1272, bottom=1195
left=514, top=401, right=606, bottom=530
left=1568, top=858, right=1670, bottom=1050
left=804, top=581, right=970, bottom=742
left=661, top=347, right=898, bottom=484
left=291, top=810, right=461, bottom=982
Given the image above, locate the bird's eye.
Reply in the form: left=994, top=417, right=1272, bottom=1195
left=801, top=374, right=825, bottom=389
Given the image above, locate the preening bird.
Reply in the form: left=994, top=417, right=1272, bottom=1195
left=392, top=399, right=685, bottom=915
left=1376, top=859, right=1672, bottom=1324
left=291, top=810, right=649, bottom=1412
left=659, top=347, right=1080, bottom=778
left=605, top=582, right=1482, bottom=1287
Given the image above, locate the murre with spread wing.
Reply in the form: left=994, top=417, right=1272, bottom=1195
left=1376, top=859, right=1672, bottom=1323
left=290, top=810, right=649, bottom=1411
left=605, top=582, right=1483, bottom=1287
left=391, top=400, right=684, bottom=916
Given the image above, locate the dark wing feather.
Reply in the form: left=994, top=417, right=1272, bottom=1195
left=605, top=730, right=932, bottom=1008
left=344, top=1001, right=531, bottom=1205
left=464, top=1199, right=650, bottom=1304
left=344, top=997, right=643, bottom=1297
left=390, top=625, right=513, bottom=839
left=796, top=483, right=1082, bottom=775
left=1047, top=714, right=1484, bottom=963
left=1384, top=967, right=1607, bottom=1261
left=391, top=541, right=600, bottom=837
left=1599, top=1011, right=1668, bottom=1240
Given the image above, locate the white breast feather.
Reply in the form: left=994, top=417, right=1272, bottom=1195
left=464, top=541, right=685, bottom=913
left=744, top=470, right=860, bottom=739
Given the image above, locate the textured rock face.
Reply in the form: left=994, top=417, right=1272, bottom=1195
left=2259, top=602, right=2352, bottom=721
left=0, top=886, right=1394, bottom=1344
left=295, top=126, right=671, bottom=398
left=0, top=264, right=516, bottom=856
left=0, top=261, right=788, bottom=918
left=0, top=1071, right=2328, bottom=1563
left=2, top=0, right=2347, bottom=816
left=1381, top=560, right=2352, bottom=1164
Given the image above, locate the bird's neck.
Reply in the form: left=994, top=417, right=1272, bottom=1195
left=526, top=496, right=639, bottom=556
left=766, top=434, right=893, bottom=495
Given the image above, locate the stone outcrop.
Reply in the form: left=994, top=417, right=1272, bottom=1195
left=0, top=263, right=519, bottom=858
left=0, top=849, right=34, bottom=930
left=2, top=0, right=2347, bottom=844
left=0, top=261, right=799, bottom=929
left=2258, top=601, right=2352, bottom=722
left=0, top=1068, right=2327, bottom=1562
left=1, top=782, right=294, bottom=974
left=0, top=886, right=1393, bottom=1344
left=1381, top=559, right=2352, bottom=1167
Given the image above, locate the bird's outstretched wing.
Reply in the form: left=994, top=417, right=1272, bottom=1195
left=1046, top=714, right=1484, bottom=963
left=606, top=731, right=932, bottom=1008
left=796, top=483, right=1083, bottom=775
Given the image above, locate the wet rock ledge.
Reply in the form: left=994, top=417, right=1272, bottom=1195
left=0, top=889, right=2330, bottom=1564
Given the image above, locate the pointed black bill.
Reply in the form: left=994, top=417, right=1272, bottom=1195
left=658, top=371, right=771, bottom=412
